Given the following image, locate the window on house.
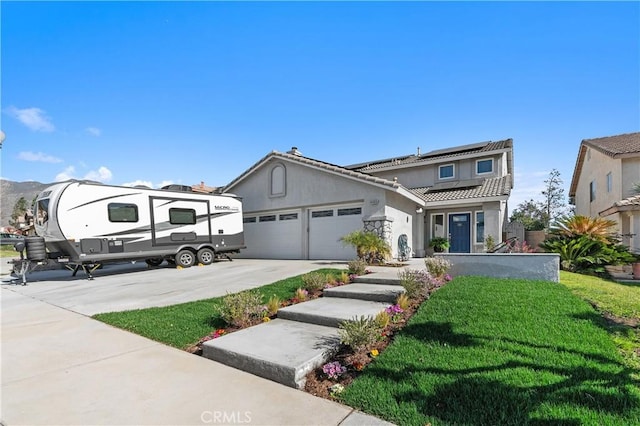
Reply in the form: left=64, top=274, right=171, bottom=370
left=337, top=207, right=362, bottom=216
left=590, top=181, right=596, bottom=202
left=606, top=172, right=612, bottom=193
left=476, top=159, right=493, bottom=174
left=169, top=208, right=196, bottom=225
left=476, top=212, right=485, bottom=243
left=270, top=164, right=286, bottom=197
left=279, top=213, right=298, bottom=220
left=312, top=210, right=333, bottom=218
left=439, top=164, right=454, bottom=179
left=431, top=214, right=445, bottom=238
left=108, top=203, right=138, bottom=223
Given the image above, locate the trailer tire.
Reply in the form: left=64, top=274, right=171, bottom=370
left=25, top=236, right=47, bottom=261
left=197, top=248, right=215, bottom=265
left=175, top=250, right=196, bottom=268
left=145, top=258, right=164, bottom=267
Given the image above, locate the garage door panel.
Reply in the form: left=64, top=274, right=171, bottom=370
left=309, top=206, right=362, bottom=260
left=240, top=212, right=302, bottom=259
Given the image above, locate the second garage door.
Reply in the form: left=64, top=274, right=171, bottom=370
left=309, top=206, right=362, bottom=260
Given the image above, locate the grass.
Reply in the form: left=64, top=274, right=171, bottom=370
left=560, top=270, right=640, bottom=370
left=339, top=276, right=640, bottom=425
left=560, top=270, right=639, bottom=320
left=0, top=244, right=20, bottom=258
left=94, top=268, right=343, bottom=349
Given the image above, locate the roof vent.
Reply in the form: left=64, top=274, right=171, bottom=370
left=287, top=146, right=302, bottom=156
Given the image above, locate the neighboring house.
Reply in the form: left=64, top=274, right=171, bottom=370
left=569, top=132, right=640, bottom=253
left=223, top=140, right=513, bottom=260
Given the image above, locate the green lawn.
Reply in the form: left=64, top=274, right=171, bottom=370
left=560, top=270, right=639, bottom=320
left=0, top=244, right=20, bottom=258
left=94, top=268, right=343, bottom=349
left=339, top=276, right=640, bottom=425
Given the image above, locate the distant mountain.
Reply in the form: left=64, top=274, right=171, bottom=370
left=0, top=179, right=50, bottom=227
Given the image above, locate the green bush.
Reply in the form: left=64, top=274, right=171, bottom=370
left=347, top=259, right=367, bottom=275
left=215, top=290, right=266, bottom=328
left=424, top=256, right=451, bottom=278
left=398, top=268, right=432, bottom=299
left=302, top=272, right=326, bottom=291
left=541, top=234, right=635, bottom=273
left=338, top=315, right=383, bottom=351
left=340, top=230, right=391, bottom=264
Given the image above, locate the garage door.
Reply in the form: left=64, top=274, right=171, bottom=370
left=241, top=211, right=302, bottom=259
left=309, top=206, right=362, bottom=260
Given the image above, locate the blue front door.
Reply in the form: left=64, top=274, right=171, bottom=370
left=449, top=213, right=471, bottom=253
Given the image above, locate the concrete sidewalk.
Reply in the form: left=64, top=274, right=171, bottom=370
left=1, top=259, right=421, bottom=425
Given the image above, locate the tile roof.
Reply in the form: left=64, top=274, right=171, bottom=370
left=224, top=151, right=425, bottom=205
left=599, top=194, right=640, bottom=216
left=409, top=175, right=512, bottom=203
left=582, top=132, right=640, bottom=158
left=349, top=139, right=513, bottom=172
left=614, top=194, right=640, bottom=207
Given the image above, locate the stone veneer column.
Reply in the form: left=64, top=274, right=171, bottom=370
left=363, top=216, right=394, bottom=248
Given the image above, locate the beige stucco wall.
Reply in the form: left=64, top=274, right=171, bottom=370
left=622, top=158, right=640, bottom=197
left=384, top=191, right=417, bottom=258
left=574, top=147, right=622, bottom=220
left=366, top=153, right=506, bottom=189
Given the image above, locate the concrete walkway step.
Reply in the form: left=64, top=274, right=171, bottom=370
left=324, top=283, right=405, bottom=303
left=353, top=275, right=403, bottom=285
left=278, top=297, right=391, bottom=328
left=202, top=318, right=339, bottom=389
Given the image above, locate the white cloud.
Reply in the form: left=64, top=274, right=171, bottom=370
left=84, top=166, right=113, bottom=183
left=18, top=151, right=62, bottom=163
left=158, top=180, right=174, bottom=188
left=86, top=127, right=101, bottom=137
left=54, top=165, right=113, bottom=183
left=6, top=106, right=55, bottom=132
left=55, top=166, right=76, bottom=182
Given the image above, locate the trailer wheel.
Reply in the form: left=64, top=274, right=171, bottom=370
left=145, top=258, right=164, bottom=267
left=175, top=250, right=196, bottom=268
left=197, top=248, right=215, bottom=265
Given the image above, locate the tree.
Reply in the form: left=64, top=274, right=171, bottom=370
left=9, top=197, right=28, bottom=227
left=541, top=169, right=567, bottom=229
left=510, top=199, right=545, bottom=231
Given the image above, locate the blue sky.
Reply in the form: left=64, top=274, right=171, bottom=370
left=1, top=1, right=638, bottom=208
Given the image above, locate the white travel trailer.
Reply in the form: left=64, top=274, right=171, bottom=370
left=33, top=181, right=244, bottom=269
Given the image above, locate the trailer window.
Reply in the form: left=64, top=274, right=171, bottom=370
left=108, top=203, right=139, bottom=222
left=36, top=199, right=50, bottom=225
left=169, top=208, right=196, bottom=225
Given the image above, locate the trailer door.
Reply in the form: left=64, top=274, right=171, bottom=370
left=149, top=197, right=212, bottom=246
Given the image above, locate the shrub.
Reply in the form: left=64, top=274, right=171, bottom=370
left=340, top=230, right=391, bottom=264
left=396, top=293, right=410, bottom=310
left=398, top=268, right=433, bottom=298
left=374, top=311, right=391, bottom=329
left=348, top=259, right=367, bottom=275
left=508, top=240, right=536, bottom=253
left=266, top=295, right=281, bottom=316
left=293, top=288, right=308, bottom=302
left=424, top=257, right=451, bottom=279
left=338, top=271, right=350, bottom=284
left=216, top=290, right=266, bottom=328
left=542, top=215, right=636, bottom=274
left=338, top=315, right=383, bottom=351
left=302, top=272, right=326, bottom=292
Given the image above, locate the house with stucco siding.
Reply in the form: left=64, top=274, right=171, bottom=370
left=223, top=139, right=513, bottom=260
left=569, top=132, right=640, bottom=254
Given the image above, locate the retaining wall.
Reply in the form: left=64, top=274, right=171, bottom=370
left=435, top=253, right=560, bottom=282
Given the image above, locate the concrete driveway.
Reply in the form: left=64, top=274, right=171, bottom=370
left=1, top=258, right=347, bottom=316
left=1, top=258, right=394, bottom=425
